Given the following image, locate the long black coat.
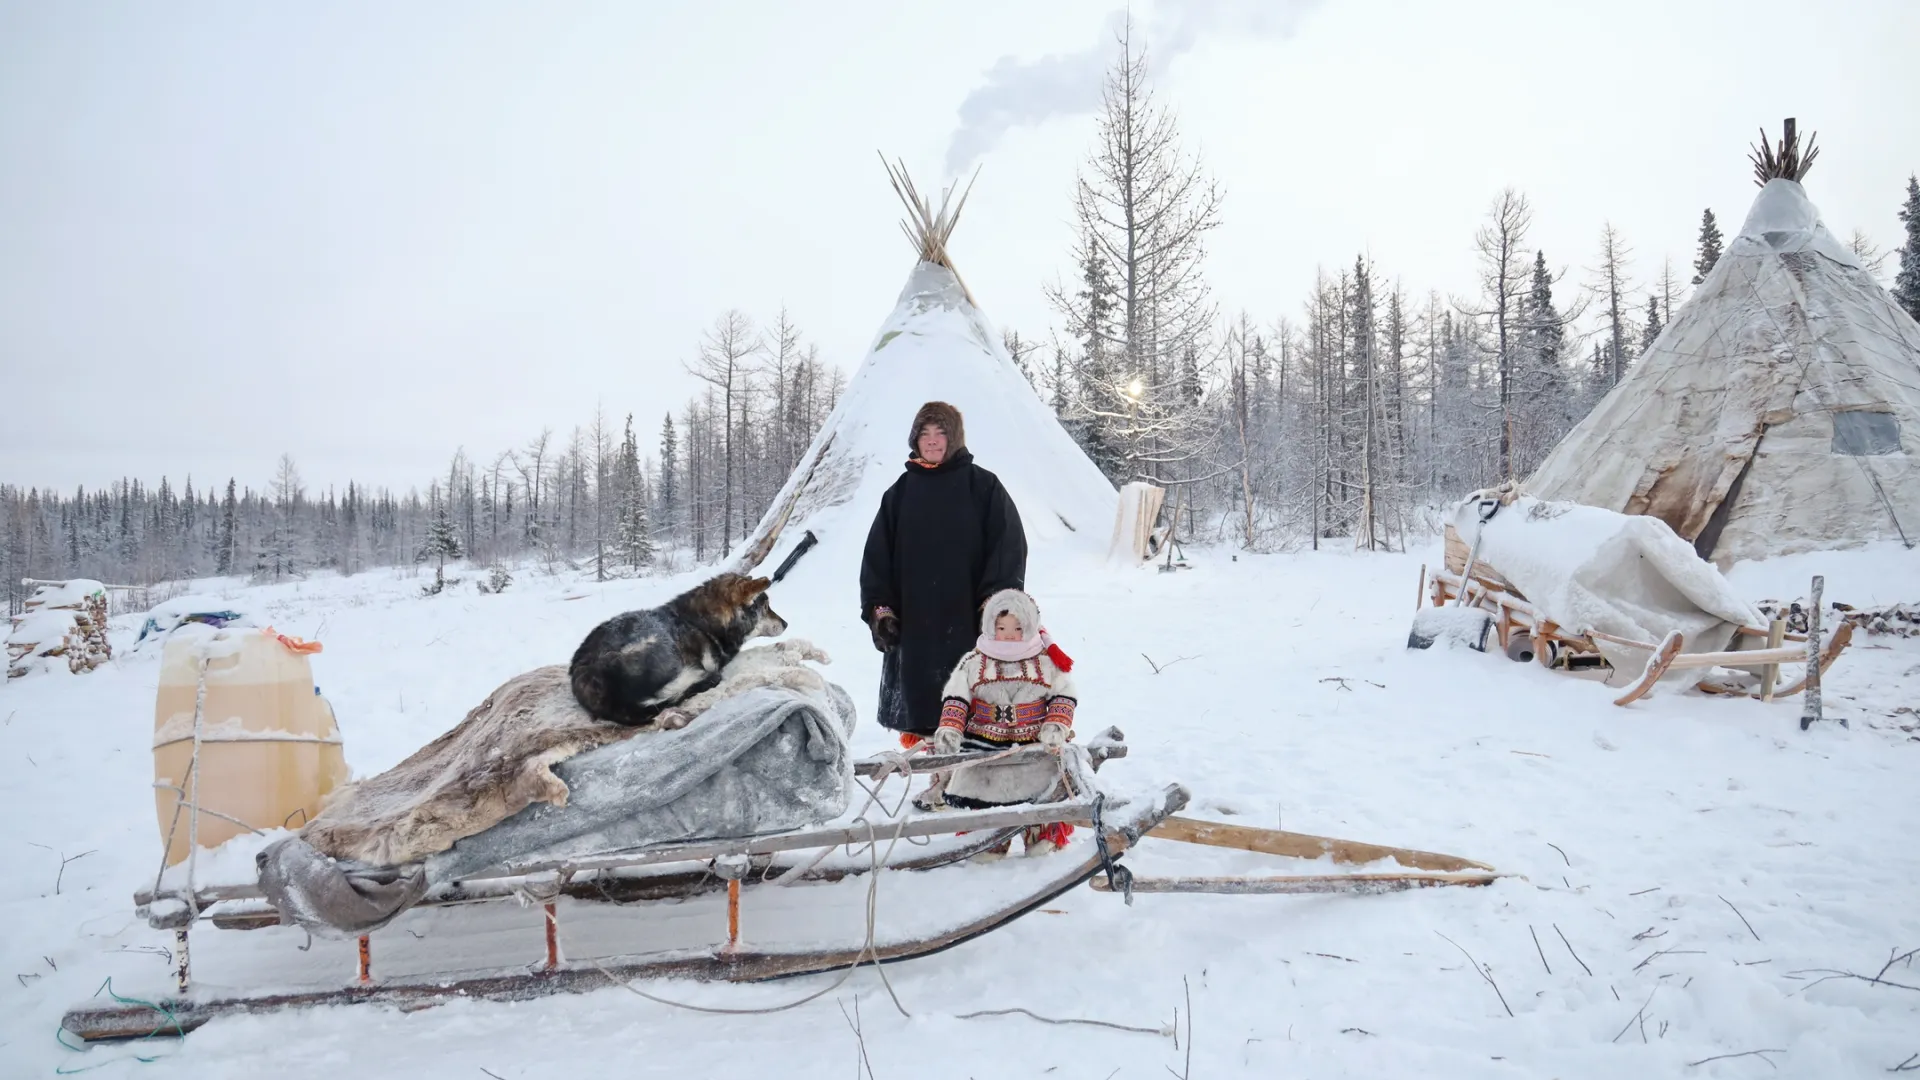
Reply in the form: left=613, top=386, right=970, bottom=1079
left=859, top=448, right=1027, bottom=736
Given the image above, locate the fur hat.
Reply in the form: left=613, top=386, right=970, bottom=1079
left=909, top=401, right=965, bottom=453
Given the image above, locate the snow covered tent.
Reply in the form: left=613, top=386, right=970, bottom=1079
left=729, top=158, right=1116, bottom=582
left=1525, top=120, right=1920, bottom=568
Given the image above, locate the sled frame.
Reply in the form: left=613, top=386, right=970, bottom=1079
left=68, top=736, right=1185, bottom=1044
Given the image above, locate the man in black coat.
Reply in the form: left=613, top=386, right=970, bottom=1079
left=860, top=401, right=1027, bottom=744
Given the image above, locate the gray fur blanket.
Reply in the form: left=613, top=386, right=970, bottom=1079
left=257, top=650, right=856, bottom=938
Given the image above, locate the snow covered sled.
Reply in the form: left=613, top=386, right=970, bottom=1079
left=64, top=676, right=1183, bottom=1044
left=1420, top=492, right=1852, bottom=706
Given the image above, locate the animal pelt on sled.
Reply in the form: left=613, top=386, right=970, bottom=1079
left=570, top=572, right=789, bottom=728
left=301, top=639, right=831, bottom=867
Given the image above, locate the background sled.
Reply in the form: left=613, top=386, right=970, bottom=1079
left=1422, top=524, right=1853, bottom=706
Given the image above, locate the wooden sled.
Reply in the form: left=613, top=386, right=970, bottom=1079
left=64, top=734, right=1188, bottom=1044
left=1423, top=527, right=1853, bottom=706
left=1087, top=815, right=1506, bottom=895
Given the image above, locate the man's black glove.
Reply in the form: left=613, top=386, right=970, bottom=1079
left=870, top=607, right=901, bottom=652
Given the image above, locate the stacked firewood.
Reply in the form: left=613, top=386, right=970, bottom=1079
left=6, top=581, right=114, bottom=678
left=1755, top=598, right=1920, bottom=639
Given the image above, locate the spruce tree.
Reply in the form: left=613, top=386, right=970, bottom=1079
left=1893, top=174, right=1920, bottom=323
left=417, top=484, right=463, bottom=593
left=1517, top=250, right=1570, bottom=462
left=217, top=479, right=237, bottom=575
left=657, top=412, right=678, bottom=542
left=1524, top=251, right=1565, bottom=368
left=1640, top=294, right=1663, bottom=355
left=616, top=415, right=654, bottom=571
left=1692, top=208, right=1723, bottom=285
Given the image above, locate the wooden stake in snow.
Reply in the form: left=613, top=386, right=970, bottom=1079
left=1800, top=575, right=1824, bottom=731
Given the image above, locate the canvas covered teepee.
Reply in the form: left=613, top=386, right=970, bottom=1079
left=728, top=159, right=1117, bottom=584
left=1526, top=120, right=1920, bottom=567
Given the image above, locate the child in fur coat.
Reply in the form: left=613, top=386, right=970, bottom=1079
left=928, top=587, right=1077, bottom=858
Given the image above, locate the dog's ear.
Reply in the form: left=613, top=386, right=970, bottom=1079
left=719, top=573, right=771, bottom=606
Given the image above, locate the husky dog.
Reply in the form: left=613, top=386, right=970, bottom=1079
left=569, top=573, right=789, bottom=728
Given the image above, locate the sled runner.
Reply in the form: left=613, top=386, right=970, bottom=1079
left=64, top=733, right=1187, bottom=1043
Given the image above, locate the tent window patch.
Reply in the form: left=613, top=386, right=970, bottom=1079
left=1831, top=410, right=1901, bottom=456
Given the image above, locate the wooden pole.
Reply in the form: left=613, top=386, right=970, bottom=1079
left=1147, top=816, right=1492, bottom=873
left=1090, top=870, right=1501, bottom=895
left=1800, top=575, right=1826, bottom=730
left=1760, top=618, right=1786, bottom=702
left=356, top=935, right=372, bottom=984
left=725, top=879, right=742, bottom=954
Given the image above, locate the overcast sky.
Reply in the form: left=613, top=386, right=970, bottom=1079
left=3, top=0, right=1916, bottom=496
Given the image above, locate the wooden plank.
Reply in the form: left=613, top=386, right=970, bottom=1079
left=1089, top=871, right=1502, bottom=895
left=1145, top=816, right=1492, bottom=872
left=1660, top=644, right=1806, bottom=671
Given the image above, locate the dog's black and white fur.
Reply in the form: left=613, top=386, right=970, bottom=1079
left=569, top=573, right=789, bottom=728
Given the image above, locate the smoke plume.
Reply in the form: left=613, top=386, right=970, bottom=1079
left=943, top=0, right=1324, bottom=177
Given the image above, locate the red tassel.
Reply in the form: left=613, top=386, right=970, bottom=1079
left=1046, top=643, right=1074, bottom=672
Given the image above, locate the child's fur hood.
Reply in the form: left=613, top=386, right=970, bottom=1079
left=979, top=588, right=1041, bottom=639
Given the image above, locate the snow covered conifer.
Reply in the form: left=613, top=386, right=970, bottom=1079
left=657, top=412, right=679, bottom=545
left=615, top=415, right=654, bottom=571
left=418, top=484, right=463, bottom=594
left=1640, top=294, right=1662, bottom=355
left=1894, top=174, right=1920, bottom=322
left=1692, top=208, right=1723, bottom=285
left=217, top=479, right=237, bottom=575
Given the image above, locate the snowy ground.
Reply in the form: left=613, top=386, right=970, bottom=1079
left=3, top=541, right=1917, bottom=1078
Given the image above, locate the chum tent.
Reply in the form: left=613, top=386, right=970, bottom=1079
left=1525, top=120, right=1920, bottom=567
left=728, top=159, right=1117, bottom=584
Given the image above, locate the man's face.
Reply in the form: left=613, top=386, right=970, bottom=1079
left=918, top=424, right=948, bottom=464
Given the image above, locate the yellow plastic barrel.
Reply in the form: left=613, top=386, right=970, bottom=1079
left=152, top=628, right=349, bottom=866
